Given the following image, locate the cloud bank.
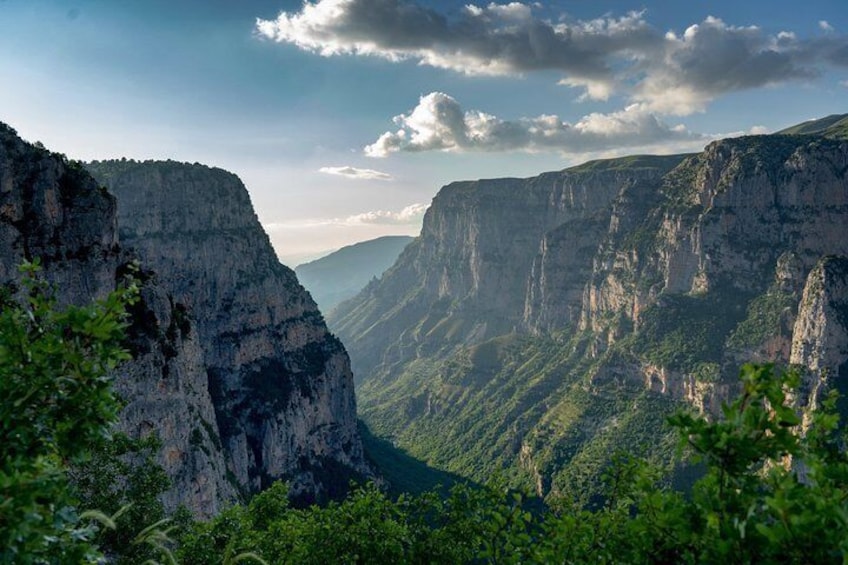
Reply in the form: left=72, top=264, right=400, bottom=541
left=265, top=203, right=428, bottom=230
left=345, top=203, right=428, bottom=224
left=365, top=92, right=703, bottom=157
left=319, top=165, right=393, bottom=180
left=257, top=1, right=848, bottom=115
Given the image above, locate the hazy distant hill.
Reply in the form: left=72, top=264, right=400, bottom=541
left=296, top=235, right=414, bottom=313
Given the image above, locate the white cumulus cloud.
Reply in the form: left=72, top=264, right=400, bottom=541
left=364, top=92, right=703, bottom=157
left=264, top=203, right=428, bottom=230
left=319, top=165, right=393, bottom=180
left=344, top=203, right=429, bottom=224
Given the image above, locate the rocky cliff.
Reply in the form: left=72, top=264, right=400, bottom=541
left=790, top=256, right=848, bottom=427
left=0, top=124, right=235, bottom=517
left=331, top=155, right=685, bottom=381
left=331, top=127, right=848, bottom=499
left=114, top=268, right=237, bottom=517
left=86, top=160, right=370, bottom=504
left=584, top=136, right=848, bottom=338
left=0, top=123, right=370, bottom=519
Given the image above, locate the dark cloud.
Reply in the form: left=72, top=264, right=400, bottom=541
left=257, top=1, right=848, bottom=115
left=635, top=17, right=830, bottom=113
left=256, top=1, right=655, bottom=85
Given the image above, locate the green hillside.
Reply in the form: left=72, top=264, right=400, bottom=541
left=566, top=153, right=691, bottom=174
left=358, top=330, right=684, bottom=501
left=777, top=113, right=848, bottom=139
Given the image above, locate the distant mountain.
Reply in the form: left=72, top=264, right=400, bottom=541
left=295, top=235, right=414, bottom=313
left=330, top=123, right=848, bottom=501
left=777, top=113, right=848, bottom=138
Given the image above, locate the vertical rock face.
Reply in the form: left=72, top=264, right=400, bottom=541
left=86, top=160, right=370, bottom=501
left=0, top=124, right=117, bottom=298
left=331, top=156, right=684, bottom=380
left=115, top=274, right=237, bottom=518
left=583, top=137, right=848, bottom=339
left=0, top=124, right=234, bottom=518
left=790, top=256, right=848, bottom=415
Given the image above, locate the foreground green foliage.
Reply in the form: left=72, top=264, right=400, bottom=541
left=70, top=433, right=171, bottom=564
left=178, top=364, right=847, bottom=564
left=0, top=261, right=137, bottom=563
left=2, top=261, right=846, bottom=563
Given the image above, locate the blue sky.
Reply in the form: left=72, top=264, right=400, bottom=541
left=1, top=0, right=847, bottom=264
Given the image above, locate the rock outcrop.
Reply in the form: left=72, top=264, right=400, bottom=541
left=0, top=127, right=117, bottom=298
left=584, top=137, right=848, bottom=340
left=86, top=160, right=370, bottom=503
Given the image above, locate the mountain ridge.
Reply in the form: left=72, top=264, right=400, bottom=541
left=331, top=125, right=848, bottom=498
left=777, top=113, right=848, bottom=138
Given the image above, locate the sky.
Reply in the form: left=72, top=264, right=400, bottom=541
left=1, top=0, right=847, bottom=265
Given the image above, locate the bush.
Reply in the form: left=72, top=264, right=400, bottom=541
left=178, top=364, right=848, bottom=564
left=0, top=260, right=137, bottom=563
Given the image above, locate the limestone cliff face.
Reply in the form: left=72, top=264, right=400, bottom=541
left=0, top=124, right=234, bottom=518
left=584, top=137, right=848, bottom=338
left=579, top=137, right=848, bottom=415
left=1, top=123, right=369, bottom=517
left=790, top=256, right=848, bottom=423
left=331, top=155, right=684, bottom=379
left=115, top=273, right=237, bottom=517
left=87, top=160, right=370, bottom=501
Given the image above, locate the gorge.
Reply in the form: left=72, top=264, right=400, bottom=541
left=2, top=113, right=848, bottom=515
